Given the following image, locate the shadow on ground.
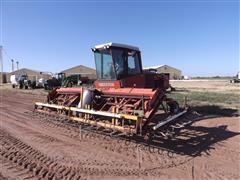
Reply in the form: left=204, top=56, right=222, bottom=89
left=127, top=105, right=239, bottom=157
left=145, top=125, right=239, bottom=157
left=192, top=105, right=239, bottom=117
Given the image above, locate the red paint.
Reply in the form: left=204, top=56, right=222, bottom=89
left=56, top=87, right=83, bottom=93
left=101, top=88, right=157, bottom=98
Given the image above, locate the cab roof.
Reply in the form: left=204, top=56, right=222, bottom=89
left=93, top=42, right=140, bottom=51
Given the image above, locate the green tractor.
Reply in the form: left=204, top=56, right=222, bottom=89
left=44, top=73, right=94, bottom=90
left=44, top=73, right=66, bottom=90
left=61, top=74, right=92, bottom=87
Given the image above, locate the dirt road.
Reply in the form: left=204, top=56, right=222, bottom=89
left=0, top=89, right=239, bottom=179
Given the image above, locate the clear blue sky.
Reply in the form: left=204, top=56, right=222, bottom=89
left=0, top=0, right=239, bottom=76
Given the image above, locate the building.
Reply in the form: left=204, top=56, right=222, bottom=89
left=61, top=65, right=96, bottom=79
left=6, top=68, right=51, bottom=83
left=144, top=65, right=182, bottom=79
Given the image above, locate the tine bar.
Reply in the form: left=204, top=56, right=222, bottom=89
left=153, top=110, right=188, bottom=131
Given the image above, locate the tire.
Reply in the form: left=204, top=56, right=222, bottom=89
left=31, top=84, right=36, bottom=89
left=167, top=100, right=180, bottom=114
left=31, top=82, right=36, bottom=89
left=12, top=85, right=15, bottom=88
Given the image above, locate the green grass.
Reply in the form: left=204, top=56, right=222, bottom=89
left=169, top=91, right=239, bottom=104
left=168, top=90, right=240, bottom=116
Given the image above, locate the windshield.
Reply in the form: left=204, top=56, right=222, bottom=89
left=18, top=75, right=28, bottom=81
left=94, top=48, right=142, bottom=80
left=58, top=73, right=65, bottom=79
left=94, top=50, right=116, bottom=80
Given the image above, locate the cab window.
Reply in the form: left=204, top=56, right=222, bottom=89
left=127, top=51, right=141, bottom=75
left=94, top=50, right=116, bottom=80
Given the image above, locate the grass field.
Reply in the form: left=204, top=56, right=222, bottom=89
left=169, top=80, right=240, bottom=116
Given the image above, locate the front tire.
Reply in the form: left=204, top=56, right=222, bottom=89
left=167, top=99, right=180, bottom=114
left=19, top=84, right=23, bottom=89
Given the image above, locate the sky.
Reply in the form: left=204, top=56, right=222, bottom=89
left=0, top=0, right=239, bottom=76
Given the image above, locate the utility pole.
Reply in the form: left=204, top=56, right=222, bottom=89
left=11, top=59, right=14, bottom=72
left=16, top=61, right=19, bottom=70
left=0, top=46, right=3, bottom=84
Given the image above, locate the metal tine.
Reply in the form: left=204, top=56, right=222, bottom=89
left=117, top=132, right=126, bottom=136
left=99, top=129, right=115, bottom=137
left=193, top=111, right=202, bottom=116
left=109, top=131, right=119, bottom=138
left=102, top=128, right=113, bottom=134
left=90, top=125, right=101, bottom=131
left=95, top=126, right=104, bottom=131
left=58, top=117, right=66, bottom=122
left=170, top=123, right=184, bottom=129
left=83, top=124, right=96, bottom=131
left=158, top=131, right=167, bottom=137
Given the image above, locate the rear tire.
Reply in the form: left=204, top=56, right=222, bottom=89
left=167, top=100, right=180, bottom=114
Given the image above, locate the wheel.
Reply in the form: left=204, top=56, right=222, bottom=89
left=31, top=82, right=36, bottom=89
left=167, top=99, right=180, bottom=114
left=170, top=86, right=176, bottom=91
left=12, top=85, right=15, bottom=88
left=31, top=84, right=36, bottom=89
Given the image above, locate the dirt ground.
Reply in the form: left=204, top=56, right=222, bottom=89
left=0, top=85, right=240, bottom=180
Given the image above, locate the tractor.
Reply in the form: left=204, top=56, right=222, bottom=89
left=11, top=74, right=36, bottom=89
left=35, top=42, right=188, bottom=136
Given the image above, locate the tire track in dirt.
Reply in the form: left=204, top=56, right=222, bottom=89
left=0, top=129, right=148, bottom=178
left=1, top=156, right=37, bottom=180
left=1, top=105, right=193, bottom=177
left=1, top=111, right=135, bottom=171
left=1, top=109, right=139, bottom=173
left=25, top=111, right=193, bottom=172
left=0, top=130, right=82, bottom=179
